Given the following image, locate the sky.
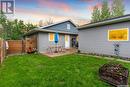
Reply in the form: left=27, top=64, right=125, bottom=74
left=5, top=0, right=130, bottom=25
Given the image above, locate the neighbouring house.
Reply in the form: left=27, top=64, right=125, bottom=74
left=78, top=14, right=130, bottom=58
left=24, top=20, right=78, bottom=53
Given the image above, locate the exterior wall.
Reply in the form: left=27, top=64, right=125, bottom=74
left=37, top=32, right=77, bottom=53
left=79, top=21, right=130, bottom=58
left=43, top=21, right=78, bottom=34
left=37, top=32, right=49, bottom=53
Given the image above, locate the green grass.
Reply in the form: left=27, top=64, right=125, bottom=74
left=0, top=54, right=130, bottom=87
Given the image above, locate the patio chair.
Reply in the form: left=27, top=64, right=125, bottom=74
left=55, top=45, right=61, bottom=53
left=61, top=46, right=66, bottom=53
left=46, top=46, right=53, bottom=54
left=59, top=46, right=62, bottom=53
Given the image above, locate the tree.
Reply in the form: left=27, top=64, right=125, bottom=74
left=0, top=11, right=7, bottom=24
left=24, top=23, right=36, bottom=33
left=0, top=12, right=36, bottom=40
left=0, top=11, right=8, bottom=39
left=91, top=6, right=101, bottom=22
left=0, top=24, right=4, bottom=38
left=111, top=0, right=124, bottom=17
left=39, top=20, right=43, bottom=27
left=11, top=19, right=26, bottom=39
left=91, top=0, right=125, bottom=22
left=91, top=0, right=111, bottom=22
left=43, top=18, right=54, bottom=26
left=100, top=0, right=111, bottom=20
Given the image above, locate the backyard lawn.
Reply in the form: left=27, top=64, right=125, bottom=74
left=0, top=54, right=130, bottom=87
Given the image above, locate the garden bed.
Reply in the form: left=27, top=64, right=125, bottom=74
left=99, top=63, right=129, bottom=86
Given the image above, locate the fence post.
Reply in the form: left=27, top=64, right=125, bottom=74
left=0, top=39, right=5, bottom=64
left=0, top=39, right=2, bottom=64
left=22, top=40, right=25, bottom=53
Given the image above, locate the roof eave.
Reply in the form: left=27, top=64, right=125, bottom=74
left=23, top=29, right=78, bottom=36
left=40, top=20, right=77, bottom=29
left=78, top=16, right=130, bottom=30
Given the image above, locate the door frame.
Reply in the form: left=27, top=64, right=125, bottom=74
left=65, top=35, right=70, bottom=48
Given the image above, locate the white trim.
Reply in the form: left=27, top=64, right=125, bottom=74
left=65, top=35, right=70, bottom=48
left=108, top=28, right=129, bottom=41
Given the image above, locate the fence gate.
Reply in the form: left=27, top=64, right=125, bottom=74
left=25, top=36, right=37, bottom=53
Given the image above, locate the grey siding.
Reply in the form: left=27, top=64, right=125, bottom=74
left=79, top=21, right=130, bottom=58
left=43, top=21, right=78, bottom=34
left=37, top=32, right=76, bottom=53
left=37, top=32, right=49, bottom=53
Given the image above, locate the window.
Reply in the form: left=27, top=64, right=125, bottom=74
left=108, top=28, right=129, bottom=41
left=67, top=24, right=70, bottom=30
left=49, top=33, right=54, bottom=41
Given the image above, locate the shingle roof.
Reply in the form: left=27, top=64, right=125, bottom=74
left=40, top=20, right=76, bottom=29
left=24, top=20, right=78, bottom=36
left=78, top=14, right=130, bottom=30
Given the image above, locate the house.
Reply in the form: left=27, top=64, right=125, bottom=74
left=24, top=20, right=78, bottom=53
left=78, top=14, right=130, bottom=58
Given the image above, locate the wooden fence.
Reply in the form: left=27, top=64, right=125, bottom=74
left=0, top=39, right=6, bottom=64
left=7, top=40, right=25, bottom=54
left=0, top=37, right=37, bottom=63
left=7, top=37, right=37, bottom=54
left=25, top=35, right=37, bottom=53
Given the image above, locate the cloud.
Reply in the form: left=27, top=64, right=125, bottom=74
left=37, top=0, right=72, bottom=12
left=14, top=7, right=89, bottom=25
left=79, top=0, right=95, bottom=2
left=15, top=7, right=67, bottom=19
left=88, top=3, right=102, bottom=11
left=16, top=0, right=36, bottom=3
left=15, top=7, right=64, bottom=24
left=15, top=8, right=47, bottom=17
